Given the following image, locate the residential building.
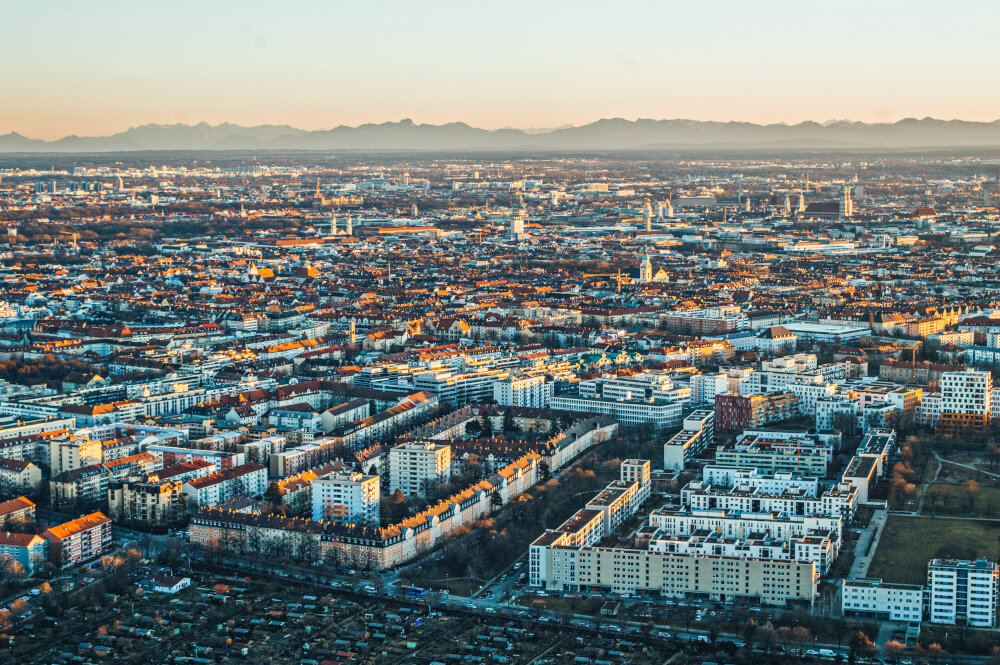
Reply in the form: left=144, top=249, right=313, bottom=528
left=927, top=558, right=999, bottom=627
left=842, top=578, right=924, bottom=622
left=388, top=441, right=452, bottom=496
left=41, top=511, right=112, bottom=568
left=311, top=471, right=381, bottom=524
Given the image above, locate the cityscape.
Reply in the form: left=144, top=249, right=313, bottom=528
left=3, top=2, right=1000, bottom=664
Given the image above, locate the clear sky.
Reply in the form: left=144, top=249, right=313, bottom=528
left=2, top=0, right=998, bottom=139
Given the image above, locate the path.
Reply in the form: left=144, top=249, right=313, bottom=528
left=889, top=511, right=1000, bottom=522
left=934, top=451, right=1000, bottom=480
left=848, top=508, right=887, bottom=578
left=914, top=454, right=943, bottom=514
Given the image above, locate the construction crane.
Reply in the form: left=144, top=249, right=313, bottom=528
left=583, top=269, right=631, bottom=294
left=58, top=230, right=79, bottom=250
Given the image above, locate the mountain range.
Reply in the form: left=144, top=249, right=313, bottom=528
left=4, top=117, right=1000, bottom=152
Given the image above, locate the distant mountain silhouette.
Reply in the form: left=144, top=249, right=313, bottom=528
left=4, top=117, right=1000, bottom=152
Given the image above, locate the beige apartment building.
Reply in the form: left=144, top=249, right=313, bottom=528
left=533, top=541, right=816, bottom=606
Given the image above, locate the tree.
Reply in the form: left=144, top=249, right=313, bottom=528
left=480, top=415, right=494, bottom=437
left=963, top=479, right=981, bottom=512
left=850, top=631, right=876, bottom=660
left=491, top=490, right=503, bottom=509
left=502, top=408, right=516, bottom=433
left=883, top=639, right=908, bottom=664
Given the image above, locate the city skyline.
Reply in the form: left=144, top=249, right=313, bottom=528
left=3, top=0, right=999, bottom=139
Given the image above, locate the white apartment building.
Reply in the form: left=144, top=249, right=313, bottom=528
left=182, top=462, right=267, bottom=508
left=311, top=471, right=381, bottom=525
left=414, top=368, right=508, bottom=406
left=940, top=369, right=991, bottom=416
left=916, top=392, right=943, bottom=426
left=663, top=410, right=714, bottom=471
left=816, top=396, right=859, bottom=432
left=648, top=507, right=842, bottom=552
left=842, top=578, right=924, bottom=622
left=493, top=374, right=552, bottom=408
left=701, top=466, right=820, bottom=496
left=681, top=480, right=857, bottom=519
left=690, top=373, right=729, bottom=406
left=388, top=441, right=452, bottom=496
left=531, top=541, right=817, bottom=605
left=927, top=558, right=999, bottom=627
left=551, top=394, right=684, bottom=429
left=578, top=373, right=676, bottom=401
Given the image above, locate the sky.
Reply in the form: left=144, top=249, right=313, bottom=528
left=2, top=0, right=999, bottom=140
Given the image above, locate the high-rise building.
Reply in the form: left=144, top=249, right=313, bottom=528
left=493, top=374, right=552, bottom=408
left=938, top=368, right=991, bottom=439
left=388, top=441, right=451, bottom=496
left=311, top=471, right=381, bottom=524
left=927, top=558, right=999, bottom=627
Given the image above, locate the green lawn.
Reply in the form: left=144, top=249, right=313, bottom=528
left=921, top=481, right=1000, bottom=518
left=867, top=515, right=1000, bottom=584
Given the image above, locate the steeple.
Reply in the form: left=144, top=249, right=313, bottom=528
left=639, top=247, right=653, bottom=282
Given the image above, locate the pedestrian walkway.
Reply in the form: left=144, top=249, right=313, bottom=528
left=848, top=508, right=887, bottom=578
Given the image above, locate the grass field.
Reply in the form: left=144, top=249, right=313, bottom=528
left=920, top=454, right=1000, bottom=518
left=867, top=515, right=1000, bottom=584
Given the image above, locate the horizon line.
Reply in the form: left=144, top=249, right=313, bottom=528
left=5, top=115, right=1000, bottom=142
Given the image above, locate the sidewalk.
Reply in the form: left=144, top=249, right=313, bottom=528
left=848, top=508, right=887, bottom=578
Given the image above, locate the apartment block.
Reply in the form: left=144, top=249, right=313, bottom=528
left=311, top=470, right=381, bottom=524
left=927, top=558, right=999, bottom=627
left=41, top=511, right=112, bottom=568
left=842, top=578, right=924, bottom=622
left=388, top=441, right=452, bottom=496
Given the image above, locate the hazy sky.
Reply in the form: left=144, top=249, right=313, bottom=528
left=2, top=0, right=999, bottom=139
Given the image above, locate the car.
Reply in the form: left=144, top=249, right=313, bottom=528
left=805, top=650, right=819, bottom=656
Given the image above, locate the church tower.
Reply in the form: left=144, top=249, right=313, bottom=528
left=639, top=249, right=653, bottom=282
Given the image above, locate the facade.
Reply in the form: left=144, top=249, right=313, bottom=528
left=714, top=437, right=829, bottom=477
left=551, top=394, right=684, bottom=429
left=182, top=462, right=267, bottom=508
left=493, top=374, right=552, bottom=408
left=311, top=471, right=381, bottom=524
left=531, top=540, right=817, bottom=605
left=937, top=369, right=991, bottom=439
left=927, top=558, right=999, bottom=627
left=0, top=532, right=47, bottom=576
left=0, top=495, right=36, bottom=528
left=714, top=392, right=798, bottom=431
left=108, top=479, right=186, bottom=526
left=0, top=457, right=42, bottom=495
left=388, top=441, right=452, bottom=496
left=842, top=578, right=924, bottom=622
left=663, top=410, right=714, bottom=471
left=41, top=511, right=112, bottom=568
left=681, top=479, right=857, bottom=519
left=413, top=368, right=508, bottom=406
